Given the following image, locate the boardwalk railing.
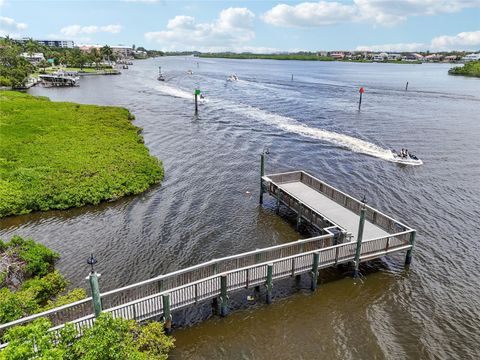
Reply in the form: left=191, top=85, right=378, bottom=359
left=264, top=171, right=412, bottom=234
left=0, top=229, right=413, bottom=347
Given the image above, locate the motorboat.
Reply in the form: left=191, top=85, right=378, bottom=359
left=187, top=69, right=194, bottom=75
left=391, top=150, right=423, bottom=165
left=227, top=74, right=238, bottom=81
left=158, top=66, right=165, bottom=81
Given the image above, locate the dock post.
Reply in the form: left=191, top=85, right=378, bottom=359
left=86, top=254, right=102, bottom=318
left=354, top=206, right=366, bottom=278
left=162, top=293, right=172, bottom=335
left=220, top=275, right=228, bottom=317
left=266, top=264, right=273, bottom=304
left=311, top=252, right=320, bottom=291
left=87, top=271, right=102, bottom=318
left=405, top=81, right=409, bottom=91
left=405, top=230, right=417, bottom=266
left=275, top=189, right=281, bottom=214
left=296, top=202, right=303, bottom=231
left=259, top=151, right=265, bottom=205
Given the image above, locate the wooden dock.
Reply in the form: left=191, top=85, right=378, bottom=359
left=0, top=169, right=417, bottom=347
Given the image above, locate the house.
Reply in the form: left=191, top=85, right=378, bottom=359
left=403, top=53, right=424, bottom=61
left=373, top=52, right=388, bottom=61
left=424, top=54, right=443, bottom=62
left=443, top=55, right=458, bottom=62
left=387, top=53, right=402, bottom=61
left=329, top=52, right=345, bottom=59
left=461, top=53, right=480, bottom=62
left=20, top=52, right=45, bottom=64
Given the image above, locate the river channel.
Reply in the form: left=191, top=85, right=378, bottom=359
left=1, top=57, right=479, bottom=359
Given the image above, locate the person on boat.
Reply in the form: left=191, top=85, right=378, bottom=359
left=405, top=149, right=409, bottom=158
left=400, top=148, right=405, bottom=157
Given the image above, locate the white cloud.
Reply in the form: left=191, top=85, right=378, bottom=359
left=60, top=24, right=122, bottom=37
left=0, top=16, right=27, bottom=30
left=263, top=0, right=480, bottom=27
left=145, top=7, right=256, bottom=51
left=431, top=30, right=480, bottom=50
left=356, top=30, right=480, bottom=51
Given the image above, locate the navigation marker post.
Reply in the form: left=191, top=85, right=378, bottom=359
left=194, top=89, right=201, bottom=115
left=405, top=81, right=409, bottom=91
left=358, top=87, right=365, bottom=110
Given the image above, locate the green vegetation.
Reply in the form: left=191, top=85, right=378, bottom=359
left=0, top=38, right=35, bottom=87
left=0, top=236, right=86, bottom=323
left=448, top=61, right=480, bottom=77
left=199, top=52, right=336, bottom=61
left=0, top=313, right=175, bottom=360
left=0, top=91, right=163, bottom=217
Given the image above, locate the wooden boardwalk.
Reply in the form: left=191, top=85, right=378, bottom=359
left=0, top=170, right=417, bottom=348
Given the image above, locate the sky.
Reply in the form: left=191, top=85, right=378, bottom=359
left=1, top=0, right=479, bottom=52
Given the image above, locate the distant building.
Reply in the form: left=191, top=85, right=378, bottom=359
left=403, top=53, right=424, bottom=61
left=461, top=53, right=480, bottom=62
left=443, top=55, right=458, bottom=62
left=15, top=38, right=74, bottom=48
left=387, top=53, right=402, bottom=61
left=20, top=52, right=45, bottom=64
left=329, top=52, right=345, bottom=59
left=424, top=54, right=443, bottom=62
left=111, top=45, right=133, bottom=59
left=373, top=52, right=388, bottom=61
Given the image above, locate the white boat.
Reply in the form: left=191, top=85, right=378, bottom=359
left=227, top=74, right=238, bottom=81
left=391, top=151, right=423, bottom=166
left=187, top=69, right=194, bottom=75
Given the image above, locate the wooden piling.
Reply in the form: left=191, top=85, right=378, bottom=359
left=275, top=189, right=281, bottom=214
left=259, top=152, right=265, bottom=205
left=162, top=293, right=172, bottom=334
left=296, top=202, right=303, bottom=231
left=311, top=252, right=320, bottom=291
left=220, top=275, right=228, bottom=317
left=266, top=264, right=273, bottom=304
left=354, top=207, right=366, bottom=277
left=405, top=230, right=416, bottom=266
left=405, top=81, right=409, bottom=91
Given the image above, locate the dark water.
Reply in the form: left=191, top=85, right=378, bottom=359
left=1, top=58, right=479, bottom=359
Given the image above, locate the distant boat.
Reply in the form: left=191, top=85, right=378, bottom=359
left=122, top=65, right=129, bottom=69
left=158, top=66, right=165, bottom=81
left=227, top=74, right=238, bottom=81
left=187, top=69, right=194, bottom=75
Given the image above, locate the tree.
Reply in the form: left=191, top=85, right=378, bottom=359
left=0, top=314, right=175, bottom=360
left=37, top=59, right=51, bottom=72
left=101, top=45, right=113, bottom=65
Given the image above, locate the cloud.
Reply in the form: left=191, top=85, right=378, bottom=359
left=263, top=0, right=480, bottom=27
left=60, top=24, right=122, bottom=37
left=431, top=30, right=480, bottom=50
left=0, top=16, right=28, bottom=30
left=356, top=30, right=480, bottom=51
left=145, top=7, right=256, bottom=51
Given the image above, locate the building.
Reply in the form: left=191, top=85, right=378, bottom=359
left=424, top=54, right=443, bottom=62
left=461, top=53, right=480, bottom=62
left=111, top=45, right=133, bottom=59
left=373, top=52, right=388, bottom=61
left=15, top=38, right=74, bottom=48
left=329, top=52, right=345, bottom=59
left=403, top=53, right=424, bottom=61
left=443, top=55, right=458, bottom=62
left=20, top=52, right=45, bottom=64
left=387, top=53, right=402, bottom=61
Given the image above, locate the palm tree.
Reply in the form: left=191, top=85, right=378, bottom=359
left=100, top=45, right=113, bottom=65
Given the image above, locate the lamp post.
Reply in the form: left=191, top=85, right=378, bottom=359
left=259, top=146, right=270, bottom=205
left=86, top=253, right=102, bottom=317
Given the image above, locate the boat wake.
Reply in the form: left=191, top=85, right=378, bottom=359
left=153, top=82, right=400, bottom=162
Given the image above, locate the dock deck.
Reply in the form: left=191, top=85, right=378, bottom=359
left=277, top=181, right=390, bottom=241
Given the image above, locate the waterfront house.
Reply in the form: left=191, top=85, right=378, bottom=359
left=461, top=53, right=480, bottom=62
left=443, top=55, right=458, bottom=62
left=424, top=54, right=443, bottom=62
left=20, top=52, right=45, bottom=64
left=329, top=52, right=345, bottom=59
left=403, top=53, right=424, bottom=61
left=373, top=52, right=388, bottom=61
left=387, top=53, right=402, bottom=61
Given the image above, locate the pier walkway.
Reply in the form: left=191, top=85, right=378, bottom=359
left=0, top=170, right=417, bottom=348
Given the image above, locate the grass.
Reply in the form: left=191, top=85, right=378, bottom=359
left=0, top=91, right=163, bottom=217
left=448, top=61, right=480, bottom=77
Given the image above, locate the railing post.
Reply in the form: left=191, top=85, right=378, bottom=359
left=296, top=202, right=303, bottom=231
left=354, top=206, right=366, bottom=278
left=266, top=264, right=273, bottom=304
left=220, top=275, right=228, bottom=317
left=311, top=252, right=320, bottom=291
left=405, top=231, right=417, bottom=266
left=259, top=152, right=265, bottom=205
left=276, top=189, right=281, bottom=214
left=162, top=293, right=172, bottom=335
left=87, top=271, right=102, bottom=318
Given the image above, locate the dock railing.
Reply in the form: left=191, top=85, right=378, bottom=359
left=264, top=171, right=412, bottom=234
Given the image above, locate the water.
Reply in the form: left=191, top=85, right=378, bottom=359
left=1, top=58, right=479, bottom=359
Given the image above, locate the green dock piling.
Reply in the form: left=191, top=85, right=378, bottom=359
left=266, top=264, right=273, bottom=304
left=354, top=207, right=366, bottom=278
left=311, top=252, right=320, bottom=291
left=259, top=152, right=265, bottom=205
left=220, top=275, right=228, bottom=317
left=162, top=293, right=172, bottom=335
left=87, top=271, right=102, bottom=318
left=405, top=230, right=417, bottom=266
